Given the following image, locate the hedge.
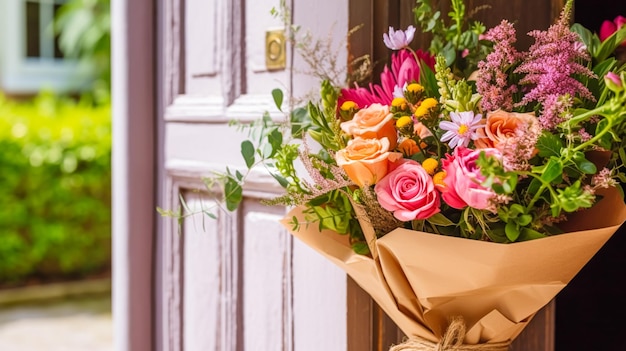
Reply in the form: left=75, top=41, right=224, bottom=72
left=0, top=93, right=111, bottom=286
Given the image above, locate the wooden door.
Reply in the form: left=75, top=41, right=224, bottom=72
left=155, top=0, right=350, bottom=350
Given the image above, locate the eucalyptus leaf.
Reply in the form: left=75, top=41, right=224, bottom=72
left=224, top=178, right=243, bottom=211
left=241, top=140, right=255, bottom=169
left=271, top=89, right=284, bottom=111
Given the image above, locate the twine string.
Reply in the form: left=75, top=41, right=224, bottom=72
left=389, top=317, right=511, bottom=351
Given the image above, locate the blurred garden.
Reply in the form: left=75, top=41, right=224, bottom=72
left=0, top=0, right=111, bottom=288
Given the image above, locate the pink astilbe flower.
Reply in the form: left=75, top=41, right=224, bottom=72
left=539, top=94, right=573, bottom=130
left=339, top=49, right=434, bottom=108
left=514, top=3, right=596, bottom=129
left=592, top=168, right=618, bottom=190
left=578, top=128, right=592, bottom=142
left=476, top=20, right=522, bottom=112
left=298, top=139, right=354, bottom=200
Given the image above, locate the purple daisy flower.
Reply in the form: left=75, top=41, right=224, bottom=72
left=383, top=26, right=416, bottom=50
left=439, top=111, right=484, bottom=149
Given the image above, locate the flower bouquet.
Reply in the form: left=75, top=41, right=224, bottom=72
left=186, top=0, right=626, bottom=349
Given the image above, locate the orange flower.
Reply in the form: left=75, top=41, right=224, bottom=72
left=399, top=138, right=420, bottom=157
left=341, top=103, right=398, bottom=148
left=336, top=137, right=403, bottom=187
left=475, top=110, right=538, bottom=149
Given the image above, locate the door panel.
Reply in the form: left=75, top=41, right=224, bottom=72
left=184, top=0, right=220, bottom=95
left=157, top=0, right=350, bottom=350
left=182, top=192, right=226, bottom=350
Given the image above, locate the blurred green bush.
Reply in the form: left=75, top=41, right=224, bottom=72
left=0, top=92, right=111, bottom=286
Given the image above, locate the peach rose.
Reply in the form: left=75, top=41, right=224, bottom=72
left=475, top=110, right=538, bottom=149
left=336, top=137, right=403, bottom=187
left=341, top=103, right=398, bottom=148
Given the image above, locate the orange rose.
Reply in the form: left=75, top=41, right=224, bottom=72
left=336, top=137, right=402, bottom=187
left=475, top=110, right=538, bottom=149
left=341, top=103, right=398, bottom=148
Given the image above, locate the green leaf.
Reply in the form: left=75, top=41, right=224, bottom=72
left=267, top=128, right=283, bottom=157
left=241, top=140, right=255, bottom=168
left=442, top=44, right=456, bottom=67
left=536, top=132, right=562, bottom=158
left=505, top=221, right=520, bottom=242
left=571, top=23, right=597, bottom=56
left=541, top=157, right=563, bottom=183
left=619, top=147, right=626, bottom=166
left=290, top=107, right=310, bottom=138
left=271, top=88, right=283, bottom=111
left=596, top=26, right=626, bottom=62
left=351, top=242, right=370, bottom=255
left=202, top=211, right=217, bottom=220
left=224, top=177, right=243, bottom=211
left=485, top=225, right=508, bottom=243
left=426, top=213, right=455, bottom=226
left=270, top=172, right=290, bottom=188
left=517, top=214, right=532, bottom=226
left=518, top=228, right=547, bottom=241
left=573, top=153, right=597, bottom=175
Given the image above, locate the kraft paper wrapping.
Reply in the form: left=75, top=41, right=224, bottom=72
left=281, top=188, right=626, bottom=345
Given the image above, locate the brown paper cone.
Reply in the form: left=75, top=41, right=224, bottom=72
left=281, top=188, right=626, bottom=345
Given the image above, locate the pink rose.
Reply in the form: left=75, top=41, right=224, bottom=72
left=600, top=15, right=626, bottom=47
left=341, top=103, right=398, bottom=148
left=439, top=147, right=500, bottom=210
left=374, top=160, right=440, bottom=221
left=336, top=137, right=402, bottom=188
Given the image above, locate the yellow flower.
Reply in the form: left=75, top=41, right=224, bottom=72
left=407, top=83, right=424, bottom=94
left=391, top=97, right=408, bottom=111
left=340, top=101, right=358, bottom=111
left=392, top=97, right=406, bottom=107
left=433, top=171, right=447, bottom=188
left=422, top=158, right=439, bottom=175
left=414, top=98, right=438, bottom=119
left=396, top=116, right=413, bottom=128
left=421, top=98, right=438, bottom=110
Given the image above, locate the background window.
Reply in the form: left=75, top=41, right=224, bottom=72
left=24, top=0, right=65, bottom=60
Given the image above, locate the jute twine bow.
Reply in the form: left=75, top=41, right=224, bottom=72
left=389, top=317, right=511, bottom=351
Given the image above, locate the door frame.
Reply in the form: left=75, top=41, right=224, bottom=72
left=111, top=0, right=157, bottom=350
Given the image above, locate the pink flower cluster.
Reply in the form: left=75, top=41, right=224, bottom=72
left=372, top=148, right=499, bottom=222
left=476, top=20, right=521, bottom=112
left=339, top=49, right=434, bottom=109
left=514, top=6, right=596, bottom=129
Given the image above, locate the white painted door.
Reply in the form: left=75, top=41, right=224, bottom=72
left=156, top=1, right=349, bottom=350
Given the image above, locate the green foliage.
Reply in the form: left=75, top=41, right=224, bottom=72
left=55, top=0, right=111, bottom=102
left=0, top=93, right=111, bottom=285
left=414, top=0, right=490, bottom=77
